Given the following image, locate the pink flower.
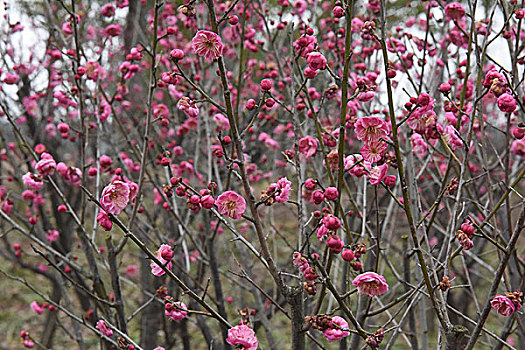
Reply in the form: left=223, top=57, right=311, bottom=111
left=497, top=93, right=517, bottom=113
left=35, top=153, right=56, bottom=176
left=360, top=139, right=387, bottom=163
left=411, top=133, right=427, bottom=158
left=445, top=2, right=466, bottom=21
left=151, top=245, right=173, bottom=276
left=96, top=319, right=113, bottom=337
left=355, top=116, right=389, bottom=142
left=274, top=177, right=292, bottom=203
left=192, top=30, right=224, bottom=61
left=213, top=113, right=230, bottom=131
left=368, top=163, right=389, bottom=185
left=491, top=295, right=516, bottom=316
left=352, top=272, right=389, bottom=296
left=322, top=316, right=350, bottom=342
left=23, top=339, right=34, bottom=348
left=30, top=301, right=44, bottom=315
left=46, top=229, right=59, bottom=243
left=443, top=125, right=463, bottom=150
left=100, top=180, right=130, bottom=215
left=226, top=325, right=258, bottom=350
left=177, top=96, right=199, bottom=118
left=306, top=52, right=327, bottom=71
left=104, top=24, right=122, bottom=37
left=3, top=73, right=19, bottom=85
left=298, top=136, right=319, bottom=159
left=97, top=212, right=113, bottom=231
left=216, top=190, right=246, bottom=219
left=23, top=173, right=43, bottom=191
left=158, top=244, right=174, bottom=261
left=56, top=163, right=82, bottom=186
left=165, top=301, right=188, bottom=321
left=511, top=138, right=525, bottom=157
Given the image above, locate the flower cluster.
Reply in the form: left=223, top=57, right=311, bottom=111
left=164, top=296, right=188, bottom=321
left=305, top=314, right=350, bottom=342
left=491, top=291, right=522, bottom=316
left=456, top=220, right=475, bottom=250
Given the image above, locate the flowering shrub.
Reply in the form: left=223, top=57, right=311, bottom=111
left=2, top=0, right=525, bottom=349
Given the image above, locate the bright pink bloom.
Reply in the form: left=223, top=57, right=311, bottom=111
left=104, top=24, right=121, bottom=37
left=177, top=96, right=199, bottom=118
left=213, top=113, right=230, bottom=131
left=322, top=316, right=350, bottom=342
left=23, top=339, right=34, bottom=348
left=30, top=301, right=44, bottom=315
left=443, top=125, right=463, bottom=150
left=491, top=295, right=516, bottom=316
left=3, top=73, right=19, bottom=84
left=100, top=180, right=130, bottom=215
left=46, top=229, right=59, bottom=243
left=411, top=133, right=427, bottom=158
left=355, top=116, right=389, bottom=142
left=192, top=30, right=224, bottom=61
left=361, top=139, right=387, bottom=163
left=151, top=245, right=173, bottom=277
left=226, top=325, right=258, bottom=350
left=35, top=153, right=56, bottom=176
left=306, top=52, right=327, bottom=71
left=352, top=272, right=389, bottom=296
left=158, top=244, right=174, bottom=261
left=23, top=173, right=43, bottom=191
left=368, top=163, right=389, bottom=185
left=165, top=301, right=188, bottom=321
left=216, top=190, right=246, bottom=219
left=274, top=177, right=292, bottom=203
left=298, top=136, right=319, bottom=159
left=56, top=163, right=82, bottom=186
left=96, top=319, right=113, bottom=337
left=97, top=212, right=113, bottom=231
left=511, top=138, right=525, bottom=157
left=324, top=187, right=338, bottom=201
left=445, top=2, right=466, bottom=21
left=497, top=93, right=517, bottom=113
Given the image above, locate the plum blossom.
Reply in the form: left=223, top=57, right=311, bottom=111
left=97, top=212, right=113, bottom=231
left=46, top=229, right=59, bottom=243
left=35, top=153, right=56, bottom=176
left=226, top=325, right=258, bottom=350
left=216, top=190, right=246, bottom=219
left=56, top=163, right=82, bottom=186
left=354, top=116, right=389, bottom=142
left=361, top=139, right=387, bottom=163
left=298, top=136, right=319, bottom=159
left=151, top=244, right=174, bottom=277
left=322, top=316, right=350, bottom=342
left=30, top=301, right=44, bottom=315
left=266, top=177, right=292, bottom=203
left=192, top=30, right=224, bottom=61
left=352, top=272, right=389, bottom=296
left=491, top=295, right=516, bottom=316
left=368, top=163, right=389, bottom=185
left=445, top=2, right=466, bottom=21
left=165, top=300, right=188, bottom=321
left=23, top=173, right=43, bottom=191
left=100, top=180, right=130, bottom=215
left=96, top=319, right=113, bottom=337
left=443, top=125, right=463, bottom=150
left=497, top=93, right=517, bottom=113
left=177, top=96, right=199, bottom=118
left=306, top=52, right=327, bottom=71
left=411, top=133, right=428, bottom=158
